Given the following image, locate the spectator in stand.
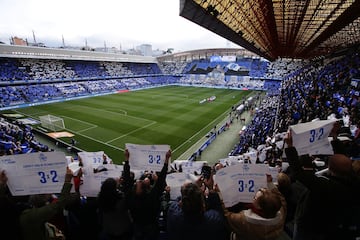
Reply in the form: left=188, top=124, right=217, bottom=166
left=284, top=130, right=360, bottom=240
left=0, top=170, right=23, bottom=240
left=97, top=177, right=133, bottom=240
left=123, top=148, right=171, bottom=240
left=19, top=167, right=78, bottom=240
left=276, top=172, right=299, bottom=238
left=166, top=177, right=227, bottom=240
left=217, top=174, right=287, bottom=240
left=353, top=160, right=360, bottom=176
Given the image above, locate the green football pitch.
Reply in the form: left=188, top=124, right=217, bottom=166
left=5, top=86, right=254, bottom=163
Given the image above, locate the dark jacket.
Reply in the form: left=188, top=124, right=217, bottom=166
left=166, top=198, right=227, bottom=240
left=126, top=162, right=168, bottom=226
left=98, top=191, right=132, bottom=238
left=285, top=146, right=360, bottom=239
left=19, top=182, right=73, bottom=240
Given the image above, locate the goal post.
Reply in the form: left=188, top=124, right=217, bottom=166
left=39, top=115, right=65, bottom=132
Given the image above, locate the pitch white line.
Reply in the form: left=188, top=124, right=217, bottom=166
left=70, top=129, right=124, bottom=151
left=13, top=109, right=49, bottom=118
left=13, top=109, right=123, bottom=151
left=78, top=126, right=97, bottom=133
left=72, top=105, right=152, bottom=123
left=60, top=115, right=98, bottom=132
left=175, top=91, right=254, bottom=158
left=174, top=110, right=228, bottom=157
left=106, top=121, right=157, bottom=144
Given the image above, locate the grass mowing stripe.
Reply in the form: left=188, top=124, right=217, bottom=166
left=175, top=90, right=255, bottom=158
left=2, top=86, right=252, bottom=163
left=60, top=115, right=98, bottom=131
left=105, top=121, right=157, bottom=144
left=174, top=100, right=233, bottom=156
left=13, top=107, right=124, bottom=151
left=63, top=104, right=155, bottom=124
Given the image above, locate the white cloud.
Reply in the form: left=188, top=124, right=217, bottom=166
left=0, top=0, right=239, bottom=52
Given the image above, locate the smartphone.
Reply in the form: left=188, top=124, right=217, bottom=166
left=201, top=165, right=212, bottom=179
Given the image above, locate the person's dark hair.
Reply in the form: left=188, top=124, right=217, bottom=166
left=328, top=154, right=352, bottom=176
left=257, top=190, right=282, bottom=218
left=277, top=172, right=291, bottom=195
left=299, top=154, right=313, bottom=168
left=180, top=183, right=205, bottom=218
left=98, top=178, right=122, bottom=212
left=28, top=194, right=49, bottom=208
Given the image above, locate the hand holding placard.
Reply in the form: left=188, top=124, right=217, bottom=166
left=0, top=169, right=7, bottom=187
left=0, top=152, right=68, bottom=196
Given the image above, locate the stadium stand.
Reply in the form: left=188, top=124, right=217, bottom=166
left=0, top=0, right=360, bottom=238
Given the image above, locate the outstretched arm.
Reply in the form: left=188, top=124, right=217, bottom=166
left=329, top=121, right=347, bottom=155
left=154, top=150, right=171, bottom=194
left=0, top=170, right=8, bottom=196
left=20, top=168, right=73, bottom=224
left=122, top=149, right=132, bottom=193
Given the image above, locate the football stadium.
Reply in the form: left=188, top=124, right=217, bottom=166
left=0, top=0, right=359, bottom=240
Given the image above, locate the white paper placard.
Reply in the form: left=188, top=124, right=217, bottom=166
left=219, top=156, right=241, bottom=166
left=290, top=119, right=337, bottom=156
left=166, top=172, right=192, bottom=200
left=171, top=160, right=207, bottom=175
left=267, top=166, right=280, bottom=183
left=80, top=164, right=123, bottom=197
left=125, top=143, right=170, bottom=172
left=77, top=151, right=106, bottom=168
left=243, top=151, right=257, bottom=162
left=0, top=152, right=67, bottom=196
left=215, top=163, right=267, bottom=207
left=68, top=161, right=81, bottom=176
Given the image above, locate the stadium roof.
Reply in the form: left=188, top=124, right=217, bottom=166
left=180, top=0, right=360, bottom=61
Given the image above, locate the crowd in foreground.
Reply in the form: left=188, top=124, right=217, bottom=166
left=0, top=121, right=360, bottom=240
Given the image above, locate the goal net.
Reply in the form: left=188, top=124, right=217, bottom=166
left=39, top=115, right=65, bottom=132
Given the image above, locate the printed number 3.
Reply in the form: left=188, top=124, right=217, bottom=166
left=309, top=128, right=324, bottom=143
left=38, top=170, right=58, bottom=184
left=238, top=179, right=255, bottom=192
left=148, top=155, right=161, bottom=164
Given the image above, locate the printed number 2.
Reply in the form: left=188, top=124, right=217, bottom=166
left=38, top=170, right=59, bottom=184
left=309, top=128, right=324, bottom=143
left=238, top=179, right=255, bottom=192
left=148, top=155, right=161, bottom=164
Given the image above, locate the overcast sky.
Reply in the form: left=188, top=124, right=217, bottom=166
left=0, top=0, right=240, bottom=52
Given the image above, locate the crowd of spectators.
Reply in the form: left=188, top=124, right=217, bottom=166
left=229, top=95, right=279, bottom=156
left=0, top=47, right=359, bottom=239
left=0, top=56, right=282, bottom=107
left=0, top=58, right=163, bottom=84
left=1, top=121, right=359, bottom=239
left=231, top=48, right=360, bottom=160
left=0, top=118, right=48, bottom=155
left=265, top=58, right=309, bottom=80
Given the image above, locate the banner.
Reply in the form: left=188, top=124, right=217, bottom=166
left=0, top=152, right=67, bottom=196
